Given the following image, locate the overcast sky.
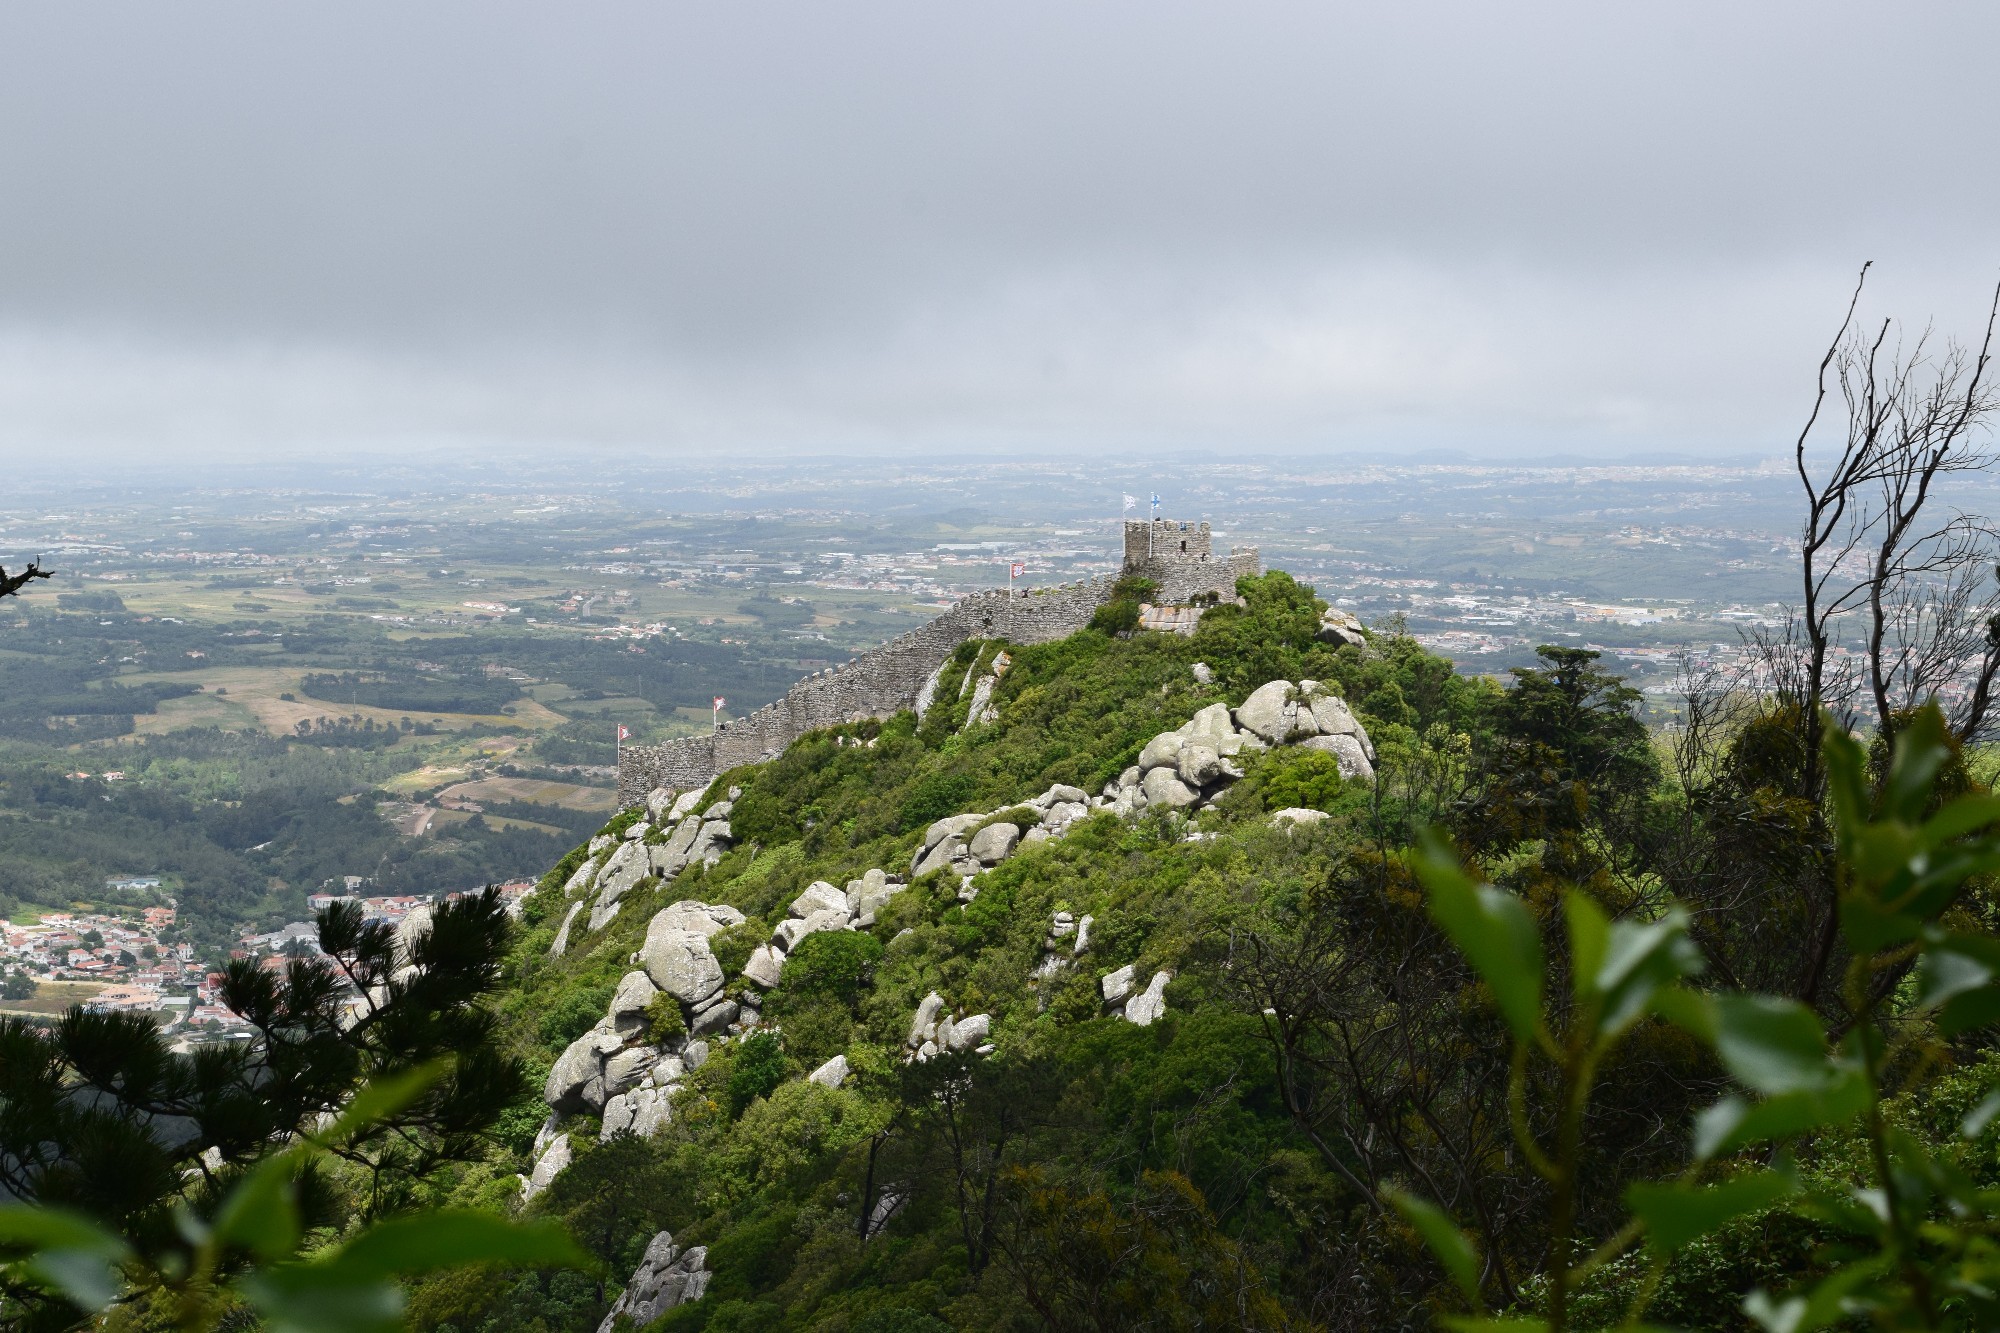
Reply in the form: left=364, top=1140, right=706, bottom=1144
left=1, top=2, right=1995, bottom=466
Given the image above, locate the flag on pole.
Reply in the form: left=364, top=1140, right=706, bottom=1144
left=713, top=696, right=726, bottom=711
left=617, top=724, right=632, bottom=742
left=1149, top=493, right=1161, bottom=512
left=1122, top=494, right=1137, bottom=511
left=1010, top=562, right=1025, bottom=579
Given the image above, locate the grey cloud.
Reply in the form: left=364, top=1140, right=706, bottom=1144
left=0, top=1, right=1995, bottom=459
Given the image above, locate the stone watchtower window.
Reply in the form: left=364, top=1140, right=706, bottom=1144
left=1179, top=539, right=1187, bottom=553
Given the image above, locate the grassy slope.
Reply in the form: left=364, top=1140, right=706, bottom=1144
left=415, top=573, right=1487, bottom=1332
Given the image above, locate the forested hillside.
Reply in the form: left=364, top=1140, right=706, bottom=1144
left=380, top=566, right=2000, bottom=1332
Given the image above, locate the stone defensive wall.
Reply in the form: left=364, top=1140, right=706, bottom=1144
left=1134, top=548, right=1262, bottom=604
left=617, top=577, right=1113, bottom=805
left=617, top=540, right=1262, bottom=806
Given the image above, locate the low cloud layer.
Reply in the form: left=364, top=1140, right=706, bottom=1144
left=2, top=2, right=1995, bottom=462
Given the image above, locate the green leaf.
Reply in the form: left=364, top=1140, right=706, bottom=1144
left=209, top=1153, right=304, bottom=1262
left=1414, top=833, right=1543, bottom=1045
left=1927, top=928, right=2000, bottom=970
left=1883, top=704, right=1951, bottom=824
left=1651, top=986, right=1716, bottom=1042
left=315, top=1061, right=449, bottom=1148
left=1822, top=721, right=1871, bottom=861
left=1741, top=1258, right=1884, bottom=1333
left=1628, top=1169, right=1795, bottom=1255
left=1563, top=892, right=1608, bottom=1004
left=1961, top=1088, right=2000, bottom=1139
left=1712, top=996, right=1832, bottom=1096
left=1386, top=1188, right=1483, bottom=1309
left=0, top=1205, right=128, bottom=1258
left=1838, top=896, right=1923, bottom=953
left=1595, top=908, right=1702, bottom=1036
left=1938, top=984, right=2000, bottom=1037
left=239, top=1265, right=403, bottom=1333
left=1916, top=947, right=1993, bottom=1010
left=1693, top=1071, right=1870, bottom=1160
left=1898, top=846, right=2000, bottom=921
left=331, top=1212, right=591, bottom=1279
left=0, top=1205, right=131, bottom=1312
left=1918, top=793, right=2000, bottom=847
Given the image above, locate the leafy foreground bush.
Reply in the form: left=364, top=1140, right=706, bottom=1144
left=0, top=890, right=586, bottom=1332
left=1401, top=704, right=2000, bottom=1331
left=0, top=1066, right=588, bottom=1333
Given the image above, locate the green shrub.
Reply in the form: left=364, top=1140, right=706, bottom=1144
left=852, top=1311, right=951, bottom=1333
left=767, top=994, right=853, bottom=1067
left=1255, top=747, right=1353, bottom=813
left=1089, top=597, right=1141, bottom=635
left=643, top=992, right=686, bottom=1045
left=898, top=771, right=975, bottom=832
left=771, top=930, right=884, bottom=1008
left=1043, top=966, right=1104, bottom=1026
left=709, top=919, right=766, bottom=976
left=727, top=1031, right=788, bottom=1114
left=539, top=984, right=614, bottom=1048
left=600, top=807, right=644, bottom=839
left=489, top=1087, right=552, bottom=1155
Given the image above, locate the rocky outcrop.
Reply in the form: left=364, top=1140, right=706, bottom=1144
left=549, top=902, right=584, bottom=958
left=908, top=784, right=1096, bottom=887
left=607, top=970, right=660, bottom=1036
left=596, top=1231, right=710, bottom=1333
left=1317, top=606, right=1367, bottom=648
left=1123, top=971, right=1173, bottom=1026
left=1098, top=965, right=1172, bottom=1025
left=968, top=822, right=1020, bottom=864
left=559, top=794, right=740, bottom=938
left=601, top=1051, right=684, bottom=1139
left=718, top=867, right=910, bottom=997
left=586, top=840, right=652, bottom=931
left=904, top=992, right=994, bottom=1061
left=521, top=1132, right=571, bottom=1202
left=742, top=944, right=786, bottom=989
left=847, top=868, right=902, bottom=926
left=545, top=1028, right=628, bottom=1115
left=1101, top=679, right=1376, bottom=819
left=640, top=915, right=727, bottom=1006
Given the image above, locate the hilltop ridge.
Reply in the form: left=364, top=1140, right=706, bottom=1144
left=411, top=568, right=1484, bottom=1331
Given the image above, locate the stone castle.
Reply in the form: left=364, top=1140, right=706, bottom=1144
left=617, top=519, right=1259, bottom=805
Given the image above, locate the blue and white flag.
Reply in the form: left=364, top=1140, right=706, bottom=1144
left=1149, top=493, right=1161, bottom=512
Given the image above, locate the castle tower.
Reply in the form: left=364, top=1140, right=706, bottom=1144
left=1123, top=519, right=1213, bottom=567
left=1122, top=518, right=1259, bottom=603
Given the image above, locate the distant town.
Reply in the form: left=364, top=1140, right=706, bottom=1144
left=1, top=883, right=531, bottom=1041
